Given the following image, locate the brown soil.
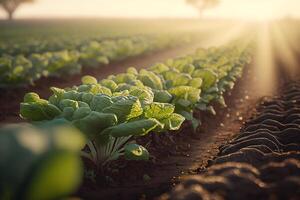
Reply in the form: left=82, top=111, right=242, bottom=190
left=78, top=60, right=264, bottom=200
left=0, top=35, right=268, bottom=200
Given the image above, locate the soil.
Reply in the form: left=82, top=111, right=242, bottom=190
left=78, top=59, right=263, bottom=200
left=154, top=26, right=300, bottom=200
left=78, top=29, right=299, bottom=199
left=158, top=72, right=300, bottom=200
left=2, top=27, right=296, bottom=200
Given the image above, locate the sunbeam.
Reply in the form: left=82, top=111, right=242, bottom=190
left=253, top=22, right=277, bottom=96
left=271, top=22, right=299, bottom=80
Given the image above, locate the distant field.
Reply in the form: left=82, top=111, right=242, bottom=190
left=0, top=18, right=234, bottom=41
left=0, top=19, right=240, bottom=87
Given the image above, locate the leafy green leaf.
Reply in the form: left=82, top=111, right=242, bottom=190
left=178, top=110, right=200, bottom=132
left=81, top=75, right=98, bottom=85
left=72, top=111, right=118, bottom=139
left=20, top=102, right=61, bottom=121
left=153, top=90, right=173, bottom=103
left=89, top=94, right=113, bottom=112
left=138, top=69, right=163, bottom=90
left=72, top=107, right=92, bottom=120
left=102, top=118, right=161, bottom=137
left=127, top=67, right=138, bottom=75
left=61, top=107, right=75, bottom=121
left=103, top=96, right=143, bottom=122
left=124, top=144, right=149, bottom=161
left=24, top=93, right=41, bottom=103
left=22, top=151, right=83, bottom=200
left=129, top=87, right=154, bottom=106
left=59, top=99, right=79, bottom=110
left=188, top=78, right=203, bottom=89
left=100, top=79, right=118, bottom=91
left=144, top=102, right=174, bottom=120
left=192, top=69, right=218, bottom=91
left=149, top=63, right=169, bottom=73
left=168, top=86, right=201, bottom=104
left=161, top=113, right=185, bottom=131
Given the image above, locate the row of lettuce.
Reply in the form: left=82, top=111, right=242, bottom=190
left=0, top=43, right=252, bottom=199
left=0, top=34, right=191, bottom=87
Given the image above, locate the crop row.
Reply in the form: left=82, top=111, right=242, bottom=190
left=0, top=43, right=251, bottom=199
left=0, top=34, right=191, bottom=87
left=161, top=80, right=300, bottom=200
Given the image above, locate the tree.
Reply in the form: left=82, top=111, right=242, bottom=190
left=186, top=0, right=219, bottom=17
left=0, top=0, right=34, bottom=20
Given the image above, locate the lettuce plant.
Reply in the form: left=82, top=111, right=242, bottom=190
left=20, top=75, right=185, bottom=168
left=19, top=43, right=251, bottom=170
left=0, top=34, right=192, bottom=87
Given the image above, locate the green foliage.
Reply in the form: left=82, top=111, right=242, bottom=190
left=0, top=119, right=85, bottom=200
left=0, top=34, right=192, bottom=87
left=19, top=43, right=251, bottom=168
left=81, top=75, right=98, bottom=85
left=124, top=144, right=149, bottom=161
left=101, top=118, right=161, bottom=138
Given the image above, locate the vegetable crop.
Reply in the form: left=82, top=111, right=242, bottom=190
left=0, top=35, right=192, bottom=87
left=20, top=43, right=252, bottom=168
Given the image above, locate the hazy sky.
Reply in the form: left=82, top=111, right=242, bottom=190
left=0, top=0, right=299, bottom=20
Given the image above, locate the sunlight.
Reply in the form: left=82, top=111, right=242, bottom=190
left=271, top=23, right=298, bottom=80
left=201, top=22, right=251, bottom=47
left=253, top=22, right=277, bottom=96
left=0, top=0, right=299, bottom=20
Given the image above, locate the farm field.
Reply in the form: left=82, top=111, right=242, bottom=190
left=1, top=12, right=300, bottom=200
left=0, top=19, right=247, bottom=124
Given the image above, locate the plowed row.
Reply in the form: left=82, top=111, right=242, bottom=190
left=160, top=80, right=300, bottom=200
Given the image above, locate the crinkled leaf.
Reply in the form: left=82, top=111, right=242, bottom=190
left=113, top=73, right=136, bottom=84
left=50, top=87, right=65, bottom=99
left=144, top=102, right=174, bottom=120
left=129, top=87, right=154, bottom=106
left=138, top=69, right=163, bottom=90
left=149, top=63, right=169, bottom=73
left=188, top=78, right=203, bottom=89
left=80, top=93, right=94, bottom=104
left=165, top=72, right=193, bottom=88
left=24, top=93, right=41, bottom=103
left=102, top=96, right=143, bottom=122
left=59, top=99, right=78, bottom=110
left=153, top=90, right=172, bottom=103
left=168, top=86, right=201, bottom=104
left=100, top=79, right=118, bottom=91
left=90, top=84, right=112, bottom=96
left=77, top=84, right=92, bottom=93
left=161, top=113, right=185, bottom=130
left=192, top=69, right=218, bottom=91
left=81, top=75, right=98, bottom=85
left=89, top=94, right=113, bottom=112
left=62, top=91, right=80, bottom=101
left=115, top=83, right=132, bottom=92
left=127, top=67, right=138, bottom=75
